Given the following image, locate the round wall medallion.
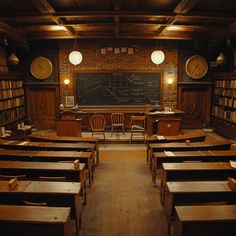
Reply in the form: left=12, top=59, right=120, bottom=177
left=30, top=56, right=53, bottom=80
left=185, top=55, right=208, bottom=79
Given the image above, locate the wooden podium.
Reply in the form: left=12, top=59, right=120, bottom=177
left=56, top=119, right=82, bottom=137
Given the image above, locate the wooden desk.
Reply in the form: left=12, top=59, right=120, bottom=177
left=152, top=149, right=236, bottom=185
left=0, top=160, right=87, bottom=204
left=0, top=180, right=82, bottom=233
left=174, top=205, right=236, bottom=236
left=164, top=181, right=236, bottom=233
left=160, top=162, right=236, bottom=205
left=145, top=110, right=184, bottom=136
left=29, top=133, right=100, bottom=165
left=0, top=139, right=96, bottom=182
left=56, top=119, right=82, bottom=137
left=148, top=140, right=233, bottom=173
left=146, top=131, right=206, bottom=162
left=0, top=149, right=94, bottom=186
left=0, top=205, right=73, bottom=236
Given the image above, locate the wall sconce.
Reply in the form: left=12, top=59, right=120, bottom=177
left=167, top=78, right=174, bottom=85
left=216, top=53, right=226, bottom=66
left=64, top=79, right=70, bottom=85
left=151, top=50, right=165, bottom=65
left=8, top=53, right=19, bottom=66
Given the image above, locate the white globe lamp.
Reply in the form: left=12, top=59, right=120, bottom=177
left=69, top=51, right=83, bottom=65
left=151, top=50, right=165, bottom=65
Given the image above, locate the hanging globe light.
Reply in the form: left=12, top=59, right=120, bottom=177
left=151, top=50, right=165, bottom=65
left=69, top=51, right=83, bottom=65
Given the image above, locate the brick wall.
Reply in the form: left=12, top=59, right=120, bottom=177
left=59, top=39, right=178, bottom=109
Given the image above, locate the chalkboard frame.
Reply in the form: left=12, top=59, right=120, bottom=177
left=74, top=71, right=163, bottom=106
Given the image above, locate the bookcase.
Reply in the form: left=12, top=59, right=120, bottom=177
left=211, top=73, right=236, bottom=139
left=0, top=72, right=26, bottom=128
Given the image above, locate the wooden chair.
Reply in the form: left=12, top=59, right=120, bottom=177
left=130, top=115, right=146, bottom=144
left=90, top=114, right=106, bottom=140
left=111, top=113, right=125, bottom=136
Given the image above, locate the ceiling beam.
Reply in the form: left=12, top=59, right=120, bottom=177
left=209, top=21, right=236, bottom=43
left=174, top=0, right=200, bottom=14
left=1, top=11, right=235, bottom=21
left=0, top=21, right=27, bottom=46
left=31, top=0, right=75, bottom=35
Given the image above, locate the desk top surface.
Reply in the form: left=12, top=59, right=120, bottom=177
left=175, top=205, right=236, bottom=221
left=167, top=181, right=233, bottom=193
left=146, top=131, right=206, bottom=141
left=0, top=140, right=95, bottom=149
left=146, top=110, right=184, bottom=116
left=0, top=204, right=71, bottom=223
left=0, top=160, right=85, bottom=171
left=0, top=149, right=91, bottom=158
left=0, top=180, right=81, bottom=194
left=149, top=140, right=233, bottom=149
left=154, top=149, right=236, bottom=158
left=29, top=134, right=99, bottom=142
left=162, top=162, right=233, bottom=170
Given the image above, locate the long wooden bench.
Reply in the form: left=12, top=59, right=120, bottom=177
left=164, top=180, right=236, bottom=234
left=0, top=149, right=94, bottom=186
left=0, top=205, right=73, bottom=236
left=160, top=161, right=236, bottom=205
left=29, top=134, right=100, bottom=165
left=174, top=205, right=236, bottom=236
left=146, top=131, right=207, bottom=162
left=0, top=160, right=87, bottom=204
left=0, top=180, right=82, bottom=233
left=148, top=140, right=233, bottom=164
left=151, top=149, right=236, bottom=184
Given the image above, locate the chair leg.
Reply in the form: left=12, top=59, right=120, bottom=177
left=123, top=126, right=125, bottom=136
left=111, top=126, right=113, bottom=136
left=130, top=131, right=133, bottom=144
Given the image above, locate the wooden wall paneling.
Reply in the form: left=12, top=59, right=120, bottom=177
left=25, top=84, right=59, bottom=130
left=177, top=83, right=213, bottom=129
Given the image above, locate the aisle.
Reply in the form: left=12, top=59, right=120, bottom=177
left=80, top=144, right=167, bottom=236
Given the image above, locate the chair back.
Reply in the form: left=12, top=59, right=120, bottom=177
left=90, top=114, right=106, bottom=131
left=111, top=113, right=124, bottom=125
left=130, top=116, right=145, bottom=129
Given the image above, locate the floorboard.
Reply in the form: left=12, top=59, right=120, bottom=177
left=80, top=146, right=167, bottom=236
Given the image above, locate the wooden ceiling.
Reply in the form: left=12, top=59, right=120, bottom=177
left=0, top=0, right=236, bottom=45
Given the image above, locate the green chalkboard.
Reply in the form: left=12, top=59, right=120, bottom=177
left=76, top=72, right=161, bottom=105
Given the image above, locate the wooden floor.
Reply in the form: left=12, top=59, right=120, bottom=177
left=80, top=144, right=167, bottom=236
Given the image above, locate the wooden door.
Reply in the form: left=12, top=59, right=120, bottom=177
left=26, top=87, right=57, bottom=130
left=178, top=83, right=212, bottom=129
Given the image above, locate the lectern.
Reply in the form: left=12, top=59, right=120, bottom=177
left=56, top=118, right=82, bottom=136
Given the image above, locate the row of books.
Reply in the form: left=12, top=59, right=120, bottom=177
left=215, top=79, right=236, bottom=89
left=0, top=80, right=23, bottom=90
left=0, top=88, right=24, bottom=100
left=0, top=107, right=25, bottom=125
left=214, top=87, right=236, bottom=97
left=0, top=97, right=24, bottom=111
left=215, top=97, right=236, bottom=108
left=212, top=105, right=236, bottom=123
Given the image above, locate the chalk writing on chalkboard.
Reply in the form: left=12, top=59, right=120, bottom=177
left=76, top=72, right=161, bottom=105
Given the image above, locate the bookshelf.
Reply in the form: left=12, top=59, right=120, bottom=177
left=0, top=72, right=26, bottom=127
left=211, top=73, right=236, bottom=139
